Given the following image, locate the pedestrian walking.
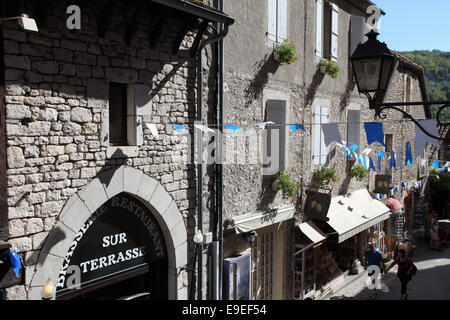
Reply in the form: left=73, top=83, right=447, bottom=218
left=430, top=211, right=441, bottom=251
left=364, top=243, right=386, bottom=298
left=387, top=249, right=417, bottom=300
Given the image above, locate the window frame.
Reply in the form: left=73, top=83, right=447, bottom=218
left=108, top=82, right=129, bottom=147
left=312, top=105, right=329, bottom=166
left=267, top=0, right=288, bottom=43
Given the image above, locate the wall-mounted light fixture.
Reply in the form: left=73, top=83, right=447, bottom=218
left=41, top=278, right=55, bottom=300
left=0, top=14, right=39, bottom=32
left=350, top=30, right=450, bottom=140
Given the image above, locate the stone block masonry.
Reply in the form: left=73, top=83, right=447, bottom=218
left=1, top=0, right=216, bottom=299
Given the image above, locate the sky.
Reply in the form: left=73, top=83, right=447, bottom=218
left=372, top=0, right=450, bottom=52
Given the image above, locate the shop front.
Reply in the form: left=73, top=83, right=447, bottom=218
left=27, top=167, right=188, bottom=300
left=297, top=189, right=391, bottom=298
left=56, top=193, right=168, bottom=300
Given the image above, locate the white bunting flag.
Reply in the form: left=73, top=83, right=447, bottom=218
left=194, top=124, right=215, bottom=134
left=145, top=123, right=159, bottom=138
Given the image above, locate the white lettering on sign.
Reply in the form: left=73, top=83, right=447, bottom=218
left=79, top=246, right=146, bottom=273
left=102, top=233, right=127, bottom=247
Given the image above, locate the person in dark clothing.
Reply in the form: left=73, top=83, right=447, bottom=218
left=387, top=249, right=416, bottom=300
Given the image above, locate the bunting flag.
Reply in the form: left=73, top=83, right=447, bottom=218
left=377, top=151, right=385, bottom=171
left=289, top=124, right=306, bottom=133
left=145, top=123, right=159, bottom=138
left=405, top=141, right=414, bottom=166
left=414, top=119, right=439, bottom=156
left=364, top=122, right=386, bottom=146
left=9, top=250, right=22, bottom=278
left=255, top=121, right=275, bottom=129
left=195, top=124, right=215, bottom=133
left=432, top=160, right=440, bottom=169
left=369, top=157, right=376, bottom=171
left=223, top=125, right=243, bottom=132
left=350, top=145, right=360, bottom=152
left=173, top=124, right=190, bottom=132
left=321, top=123, right=342, bottom=147
left=389, top=151, right=397, bottom=170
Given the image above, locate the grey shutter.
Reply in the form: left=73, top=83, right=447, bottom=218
left=316, top=0, right=323, bottom=57
left=347, top=110, right=361, bottom=146
left=265, top=100, right=286, bottom=174
left=277, top=0, right=287, bottom=42
left=313, top=106, right=321, bottom=165
left=330, top=3, right=339, bottom=60
left=320, top=107, right=329, bottom=164
left=268, top=0, right=277, bottom=41
left=350, top=15, right=366, bottom=56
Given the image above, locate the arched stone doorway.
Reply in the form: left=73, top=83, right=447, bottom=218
left=27, top=166, right=188, bottom=300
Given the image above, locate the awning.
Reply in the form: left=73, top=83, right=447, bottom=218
left=297, top=221, right=326, bottom=245
left=229, top=206, right=295, bottom=234
left=326, top=189, right=391, bottom=243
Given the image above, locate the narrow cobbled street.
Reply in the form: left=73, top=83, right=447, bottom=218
left=328, top=220, right=450, bottom=300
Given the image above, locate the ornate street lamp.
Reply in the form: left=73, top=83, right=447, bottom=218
left=350, top=30, right=450, bottom=140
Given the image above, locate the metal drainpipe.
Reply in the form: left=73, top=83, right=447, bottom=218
left=194, top=20, right=229, bottom=300
left=218, top=0, right=225, bottom=301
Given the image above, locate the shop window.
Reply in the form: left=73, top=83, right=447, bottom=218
left=107, top=82, right=153, bottom=148
left=264, top=99, right=287, bottom=175
left=267, top=0, right=287, bottom=43
left=313, top=106, right=329, bottom=165
left=251, top=231, right=274, bottom=300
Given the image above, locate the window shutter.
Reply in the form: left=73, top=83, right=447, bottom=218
left=347, top=109, right=361, bottom=147
left=350, top=15, right=365, bottom=56
left=277, top=0, right=287, bottom=42
left=320, top=107, right=329, bottom=165
left=265, top=100, right=287, bottom=174
left=313, top=106, right=322, bottom=165
left=315, top=0, right=323, bottom=57
left=268, top=0, right=277, bottom=41
left=330, top=3, right=339, bottom=60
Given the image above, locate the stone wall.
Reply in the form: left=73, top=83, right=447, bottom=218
left=2, top=0, right=219, bottom=299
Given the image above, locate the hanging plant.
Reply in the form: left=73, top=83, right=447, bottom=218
left=350, top=164, right=368, bottom=181
left=312, top=165, right=339, bottom=188
left=319, top=58, right=341, bottom=79
left=273, top=39, right=298, bottom=65
left=273, top=170, right=300, bottom=201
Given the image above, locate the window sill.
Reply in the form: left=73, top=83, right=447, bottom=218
left=107, top=146, right=139, bottom=159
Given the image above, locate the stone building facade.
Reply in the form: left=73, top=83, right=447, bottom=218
left=0, top=0, right=437, bottom=301
left=220, top=0, right=434, bottom=300
left=0, top=0, right=234, bottom=300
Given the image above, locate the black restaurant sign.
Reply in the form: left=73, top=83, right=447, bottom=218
left=56, top=193, right=167, bottom=293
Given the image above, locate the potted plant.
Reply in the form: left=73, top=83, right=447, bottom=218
left=273, top=170, right=300, bottom=201
left=350, top=164, right=369, bottom=181
left=319, top=58, right=341, bottom=79
left=312, top=165, right=339, bottom=189
left=273, top=39, right=298, bottom=65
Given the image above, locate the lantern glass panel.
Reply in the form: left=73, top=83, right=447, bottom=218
left=353, top=58, right=381, bottom=92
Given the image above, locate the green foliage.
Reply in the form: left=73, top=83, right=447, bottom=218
left=429, top=168, right=450, bottom=190
left=274, top=170, right=299, bottom=199
left=274, top=39, right=298, bottom=65
left=313, top=165, right=339, bottom=187
left=349, top=164, right=368, bottom=181
left=399, top=50, right=450, bottom=122
left=319, top=58, right=341, bottom=79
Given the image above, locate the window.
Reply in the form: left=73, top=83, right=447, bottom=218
left=385, top=134, right=393, bottom=172
left=264, top=99, right=287, bottom=175
left=315, top=0, right=323, bottom=57
left=330, top=3, right=339, bottom=61
left=251, top=230, right=274, bottom=300
left=107, top=82, right=153, bottom=147
left=109, top=82, right=128, bottom=146
left=404, top=76, right=412, bottom=116
left=347, top=109, right=361, bottom=146
left=313, top=106, right=329, bottom=165
left=267, top=0, right=287, bottom=43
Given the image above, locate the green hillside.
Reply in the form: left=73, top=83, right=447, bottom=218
left=399, top=50, right=450, bottom=122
